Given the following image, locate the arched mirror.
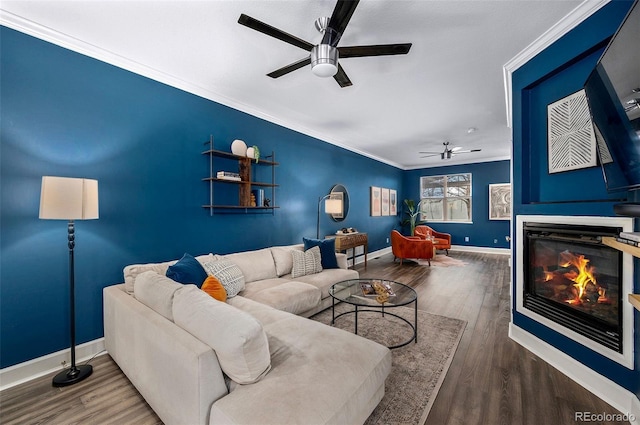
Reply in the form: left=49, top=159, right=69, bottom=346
left=329, top=184, right=349, bottom=222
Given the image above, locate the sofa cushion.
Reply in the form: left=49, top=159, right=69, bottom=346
left=243, top=281, right=321, bottom=315
left=201, top=276, right=227, bottom=302
left=222, top=248, right=277, bottom=283
left=270, top=245, right=304, bottom=276
left=303, top=237, right=339, bottom=269
left=172, top=285, right=271, bottom=385
left=291, top=246, right=322, bottom=278
left=287, top=267, right=359, bottom=299
left=166, top=253, right=208, bottom=288
left=133, top=271, right=183, bottom=321
left=203, top=259, right=245, bottom=298
left=123, top=253, right=216, bottom=294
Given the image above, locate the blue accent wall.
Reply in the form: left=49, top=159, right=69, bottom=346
left=404, top=161, right=511, bottom=248
left=0, top=27, right=403, bottom=368
left=511, top=0, right=638, bottom=396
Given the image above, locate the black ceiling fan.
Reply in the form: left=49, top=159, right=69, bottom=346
left=238, top=0, right=412, bottom=87
left=420, top=142, right=482, bottom=160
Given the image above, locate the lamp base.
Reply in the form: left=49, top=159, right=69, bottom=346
left=52, top=364, right=93, bottom=387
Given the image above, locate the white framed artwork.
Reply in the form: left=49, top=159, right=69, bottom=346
left=547, top=89, right=597, bottom=174
left=489, top=183, right=511, bottom=220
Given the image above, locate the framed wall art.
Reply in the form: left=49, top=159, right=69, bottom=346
left=381, top=188, right=390, bottom=216
left=389, top=189, right=397, bottom=215
left=547, top=89, right=597, bottom=174
left=489, top=183, right=511, bottom=220
left=370, top=186, right=381, bottom=216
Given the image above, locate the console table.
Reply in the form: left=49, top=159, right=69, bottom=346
left=327, top=233, right=368, bottom=269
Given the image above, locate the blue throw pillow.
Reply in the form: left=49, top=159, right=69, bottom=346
left=303, top=237, right=339, bottom=269
left=166, top=253, right=208, bottom=288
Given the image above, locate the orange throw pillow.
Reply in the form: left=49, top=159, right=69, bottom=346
left=201, top=276, right=227, bottom=302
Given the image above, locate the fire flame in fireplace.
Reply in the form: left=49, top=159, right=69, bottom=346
left=543, top=250, right=608, bottom=305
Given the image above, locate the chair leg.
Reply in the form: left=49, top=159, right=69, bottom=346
left=446, top=249, right=449, bottom=256
left=428, top=259, right=431, bottom=266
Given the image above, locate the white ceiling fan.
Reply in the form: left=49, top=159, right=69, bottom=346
left=419, top=142, right=481, bottom=160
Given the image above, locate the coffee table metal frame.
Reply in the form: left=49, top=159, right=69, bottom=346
left=329, top=279, right=418, bottom=349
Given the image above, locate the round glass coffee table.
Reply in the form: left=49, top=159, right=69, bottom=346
left=329, top=279, right=417, bottom=349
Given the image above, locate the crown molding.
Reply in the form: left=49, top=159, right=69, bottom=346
left=0, top=9, right=404, bottom=170
left=502, top=0, right=610, bottom=128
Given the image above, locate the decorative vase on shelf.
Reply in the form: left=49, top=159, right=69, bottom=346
left=231, top=139, right=247, bottom=156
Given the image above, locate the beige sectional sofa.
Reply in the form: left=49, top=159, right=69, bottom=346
left=103, top=244, right=392, bottom=425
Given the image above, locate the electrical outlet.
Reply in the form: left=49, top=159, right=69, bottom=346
left=464, top=236, right=469, bottom=242
left=494, top=239, right=498, bottom=244
left=61, top=360, right=67, bottom=368
left=386, top=237, right=389, bottom=244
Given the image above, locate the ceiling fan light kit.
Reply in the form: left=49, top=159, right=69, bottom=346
left=311, top=45, right=339, bottom=77
left=420, top=142, right=482, bottom=161
left=238, top=0, right=411, bottom=87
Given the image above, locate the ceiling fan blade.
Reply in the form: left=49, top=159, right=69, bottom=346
left=322, top=0, right=360, bottom=47
left=418, top=151, right=441, bottom=154
left=420, top=153, right=440, bottom=158
left=267, top=57, right=311, bottom=78
left=238, top=14, right=314, bottom=52
left=339, top=43, right=412, bottom=58
left=454, top=149, right=482, bottom=154
left=333, top=63, right=353, bottom=87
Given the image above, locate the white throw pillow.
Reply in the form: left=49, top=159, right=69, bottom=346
left=172, top=285, right=271, bottom=384
left=291, top=246, right=323, bottom=278
left=203, top=259, right=245, bottom=298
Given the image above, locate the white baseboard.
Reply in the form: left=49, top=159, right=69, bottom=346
left=0, top=338, right=105, bottom=391
left=509, top=324, right=639, bottom=424
left=451, top=245, right=511, bottom=255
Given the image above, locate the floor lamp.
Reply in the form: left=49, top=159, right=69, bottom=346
left=317, top=194, right=343, bottom=239
left=39, top=176, right=99, bottom=387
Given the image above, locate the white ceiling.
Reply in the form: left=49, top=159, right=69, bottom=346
left=1, top=0, right=586, bottom=169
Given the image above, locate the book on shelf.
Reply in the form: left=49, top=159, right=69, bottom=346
left=619, top=231, right=640, bottom=242
left=217, top=175, right=241, bottom=181
left=616, top=236, right=640, bottom=247
left=216, top=171, right=241, bottom=181
left=359, top=280, right=395, bottom=297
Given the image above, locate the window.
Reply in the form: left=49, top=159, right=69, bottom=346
left=420, top=173, right=472, bottom=222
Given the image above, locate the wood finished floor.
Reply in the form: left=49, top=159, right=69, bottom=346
left=0, top=251, right=624, bottom=425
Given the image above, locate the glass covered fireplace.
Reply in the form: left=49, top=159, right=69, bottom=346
left=523, top=222, right=623, bottom=353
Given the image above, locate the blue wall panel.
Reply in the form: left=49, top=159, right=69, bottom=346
left=403, top=161, right=511, bottom=248
left=0, top=27, right=402, bottom=367
left=511, top=0, right=638, bottom=395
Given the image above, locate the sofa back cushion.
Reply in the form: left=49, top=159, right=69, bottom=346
left=222, top=248, right=277, bottom=283
left=172, top=285, right=271, bottom=385
left=270, top=244, right=304, bottom=276
left=133, top=271, right=183, bottom=321
left=123, top=253, right=216, bottom=293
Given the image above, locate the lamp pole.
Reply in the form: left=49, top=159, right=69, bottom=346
left=317, top=194, right=332, bottom=239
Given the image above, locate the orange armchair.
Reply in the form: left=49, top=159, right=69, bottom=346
left=415, top=225, right=451, bottom=255
left=390, top=230, right=434, bottom=266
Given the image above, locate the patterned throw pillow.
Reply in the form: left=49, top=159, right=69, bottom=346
left=291, top=246, right=323, bottom=278
left=203, top=260, right=245, bottom=298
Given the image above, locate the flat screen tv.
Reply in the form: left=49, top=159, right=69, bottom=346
left=584, top=0, right=640, bottom=199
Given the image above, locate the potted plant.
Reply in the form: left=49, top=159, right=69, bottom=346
left=246, top=145, right=260, bottom=163
left=401, top=198, right=427, bottom=236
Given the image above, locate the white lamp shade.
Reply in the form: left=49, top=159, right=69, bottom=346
left=39, top=176, right=99, bottom=220
left=324, top=198, right=343, bottom=215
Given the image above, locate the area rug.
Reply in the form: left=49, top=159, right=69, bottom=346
left=417, top=254, right=467, bottom=267
left=312, top=304, right=466, bottom=425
